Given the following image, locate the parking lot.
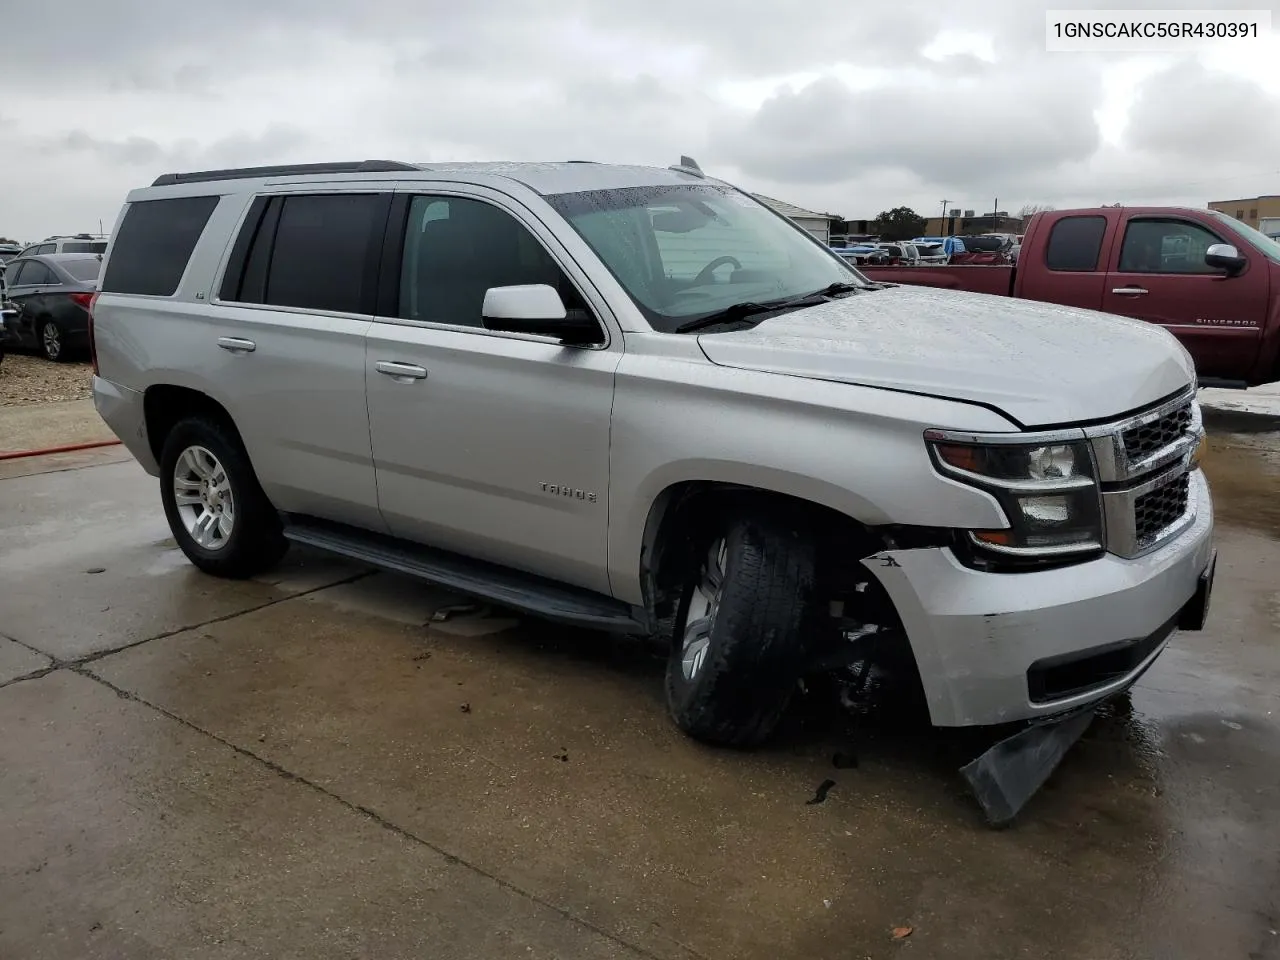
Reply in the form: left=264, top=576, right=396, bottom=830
left=1, top=397, right=1278, bottom=960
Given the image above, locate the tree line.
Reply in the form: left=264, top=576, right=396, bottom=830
left=865, top=204, right=1056, bottom=241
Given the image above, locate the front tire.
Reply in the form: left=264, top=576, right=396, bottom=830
left=665, top=513, right=816, bottom=747
left=159, top=417, right=287, bottom=579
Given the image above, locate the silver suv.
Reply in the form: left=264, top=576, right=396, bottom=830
left=91, top=158, right=1215, bottom=746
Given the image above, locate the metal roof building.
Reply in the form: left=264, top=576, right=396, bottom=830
left=750, top=194, right=841, bottom=244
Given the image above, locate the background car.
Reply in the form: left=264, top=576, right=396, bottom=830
left=2, top=253, right=101, bottom=361
left=17, top=234, right=108, bottom=258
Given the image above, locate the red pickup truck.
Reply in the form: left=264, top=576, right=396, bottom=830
left=860, top=207, right=1280, bottom=387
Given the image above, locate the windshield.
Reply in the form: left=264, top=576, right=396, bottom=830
left=60, top=258, right=102, bottom=282
left=544, top=183, right=868, bottom=332
left=1208, top=211, right=1280, bottom=263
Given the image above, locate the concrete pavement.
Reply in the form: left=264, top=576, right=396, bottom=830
left=1, top=438, right=1278, bottom=959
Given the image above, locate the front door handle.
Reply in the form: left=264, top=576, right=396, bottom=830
left=217, top=336, right=257, bottom=353
left=376, top=361, right=428, bottom=381
left=1111, top=286, right=1149, bottom=296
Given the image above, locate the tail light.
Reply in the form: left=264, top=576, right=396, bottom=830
left=86, top=291, right=100, bottom=374
left=68, top=292, right=94, bottom=310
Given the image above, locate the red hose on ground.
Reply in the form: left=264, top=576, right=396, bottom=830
left=0, top=439, right=123, bottom=461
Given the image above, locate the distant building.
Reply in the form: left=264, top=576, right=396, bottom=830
left=1208, top=195, right=1280, bottom=233
left=751, top=194, right=842, bottom=244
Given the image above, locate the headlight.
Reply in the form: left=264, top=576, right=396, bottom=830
left=925, top=433, right=1103, bottom=560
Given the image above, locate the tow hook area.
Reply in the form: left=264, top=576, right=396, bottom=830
left=960, top=705, right=1096, bottom=827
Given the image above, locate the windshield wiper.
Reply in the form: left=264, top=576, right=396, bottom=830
left=674, top=282, right=863, bottom=334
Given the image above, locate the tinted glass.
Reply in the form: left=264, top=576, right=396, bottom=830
left=546, top=184, right=865, bottom=333
left=1045, top=216, right=1107, bottom=271
left=1119, top=219, right=1222, bottom=274
left=263, top=194, right=379, bottom=313
left=101, top=196, right=219, bottom=296
left=398, top=195, right=581, bottom=328
left=35, top=244, right=56, bottom=255
left=23, top=262, right=58, bottom=285
left=6, top=262, right=28, bottom=285
left=62, top=241, right=106, bottom=253
left=61, top=259, right=102, bottom=282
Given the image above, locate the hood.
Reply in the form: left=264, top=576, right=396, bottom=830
left=696, top=285, right=1195, bottom=427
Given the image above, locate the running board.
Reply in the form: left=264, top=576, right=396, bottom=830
left=282, top=516, right=648, bottom=634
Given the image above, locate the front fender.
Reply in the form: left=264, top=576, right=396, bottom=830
left=606, top=356, right=1013, bottom=605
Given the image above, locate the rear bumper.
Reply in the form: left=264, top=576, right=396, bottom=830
left=92, top=375, right=157, bottom=475
left=864, top=470, right=1214, bottom=727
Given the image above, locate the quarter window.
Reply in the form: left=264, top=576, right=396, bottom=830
left=100, top=196, right=219, bottom=296
left=1118, top=219, right=1223, bottom=274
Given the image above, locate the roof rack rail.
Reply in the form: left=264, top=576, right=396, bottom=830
left=150, top=160, right=418, bottom=187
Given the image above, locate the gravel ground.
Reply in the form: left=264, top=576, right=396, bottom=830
left=0, top=354, right=93, bottom=406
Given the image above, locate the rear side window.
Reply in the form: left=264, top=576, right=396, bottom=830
left=20, top=262, right=58, bottom=285
left=1045, top=216, right=1107, bottom=271
left=62, top=241, right=106, bottom=254
left=228, top=194, right=381, bottom=314
left=101, top=196, right=219, bottom=296
left=61, top=259, right=102, bottom=282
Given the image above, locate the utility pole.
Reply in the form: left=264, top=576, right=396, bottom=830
left=993, top=198, right=999, bottom=233
left=939, top=199, right=950, bottom=237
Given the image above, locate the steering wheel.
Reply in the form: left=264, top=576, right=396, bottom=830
left=691, top=256, right=742, bottom=286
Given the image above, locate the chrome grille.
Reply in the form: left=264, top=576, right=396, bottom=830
left=1088, top=389, right=1202, bottom=559
left=1134, top=473, right=1190, bottom=546
left=1122, top=404, right=1193, bottom=461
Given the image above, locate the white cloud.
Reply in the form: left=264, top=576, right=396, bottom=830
left=1, top=0, right=1279, bottom=239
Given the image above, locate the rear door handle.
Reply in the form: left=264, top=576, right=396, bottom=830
left=217, top=336, right=257, bottom=353
left=1111, top=286, right=1148, bottom=296
left=376, top=361, right=428, bottom=381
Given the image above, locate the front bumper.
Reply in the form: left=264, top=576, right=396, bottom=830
left=864, top=470, right=1214, bottom=727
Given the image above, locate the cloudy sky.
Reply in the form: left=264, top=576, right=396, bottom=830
left=2, top=0, right=1279, bottom=241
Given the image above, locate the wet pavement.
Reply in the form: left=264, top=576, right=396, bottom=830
left=1, top=425, right=1278, bottom=960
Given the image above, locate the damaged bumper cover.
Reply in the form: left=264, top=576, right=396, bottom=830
left=861, top=471, right=1214, bottom=728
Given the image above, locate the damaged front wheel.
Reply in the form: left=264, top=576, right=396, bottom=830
left=665, top=513, right=816, bottom=747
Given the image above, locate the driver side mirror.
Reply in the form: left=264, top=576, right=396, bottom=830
left=481, top=284, right=601, bottom=345
left=1205, top=243, right=1246, bottom=276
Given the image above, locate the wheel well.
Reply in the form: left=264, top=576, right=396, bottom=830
left=642, top=482, right=881, bottom=617
left=143, top=385, right=237, bottom=462
left=642, top=481, right=931, bottom=707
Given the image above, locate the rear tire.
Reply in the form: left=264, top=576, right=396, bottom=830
left=40, top=319, right=66, bottom=362
left=159, top=417, right=288, bottom=579
left=665, top=512, right=816, bottom=747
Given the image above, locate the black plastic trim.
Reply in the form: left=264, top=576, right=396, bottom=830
left=375, top=193, right=412, bottom=318
left=1026, top=612, right=1177, bottom=703
left=151, top=160, right=418, bottom=187
left=233, top=197, right=282, bottom=304
left=281, top=515, right=648, bottom=633
left=217, top=196, right=269, bottom=302
left=360, top=193, right=394, bottom=316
